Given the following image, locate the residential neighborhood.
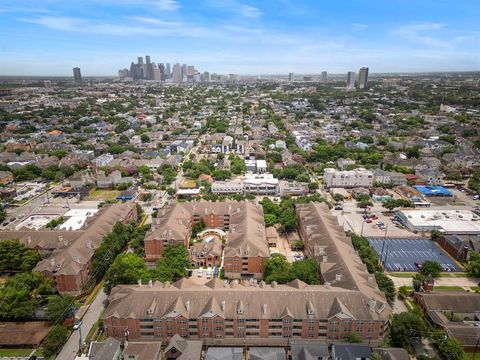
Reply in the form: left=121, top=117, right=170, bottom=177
left=0, top=66, right=479, bottom=360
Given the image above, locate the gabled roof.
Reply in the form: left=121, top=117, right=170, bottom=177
left=200, top=297, right=224, bottom=318
left=328, top=297, right=354, bottom=319
left=164, top=296, right=188, bottom=318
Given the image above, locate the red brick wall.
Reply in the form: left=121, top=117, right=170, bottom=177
left=202, top=213, right=225, bottom=229
left=145, top=238, right=164, bottom=261
left=248, top=256, right=265, bottom=274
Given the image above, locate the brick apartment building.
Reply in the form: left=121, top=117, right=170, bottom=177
left=104, top=201, right=391, bottom=345
left=144, top=201, right=269, bottom=279
left=104, top=278, right=389, bottom=346
left=34, top=203, right=136, bottom=294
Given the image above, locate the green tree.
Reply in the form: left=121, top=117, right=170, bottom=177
left=140, top=134, right=150, bottom=143
left=308, top=182, right=319, bottom=191
left=191, top=219, right=206, bottom=238
left=420, top=261, right=443, bottom=278
left=438, top=338, right=464, bottom=360
left=397, top=285, right=410, bottom=300
left=264, top=213, right=278, bottom=227
left=264, top=254, right=292, bottom=283
left=264, top=254, right=319, bottom=284
left=0, top=207, right=6, bottom=223
left=151, top=244, right=190, bottom=282
left=412, top=273, right=425, bottom=292
left=42, top=325, right=68, bottom=357
left=345, top=332, right=363, bottom=343
left=375, top=272, right=395, bottom=304
left=0, top=272, right=53, bottom=320
left=46, top=295, right=74, bottom=324
left=389, top=312, right=426, bottom=347
left=468, top=170, right=480, bottom=194
left=0, top=239, right=42, bottom=271
left=430, top=230, right=442, bottom=242
left=383, top=199, right=415, bottom=211
left=406, top=146, right=420, bottom=159
left=291, top=259, right=320, bottom=285
left=104, top=253, right=150, bottom=294
left=466, top=252, right=480, bottom=277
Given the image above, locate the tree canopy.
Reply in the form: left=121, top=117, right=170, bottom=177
left=46, top=295, right=75, bottom=324
left=466, top=252, right=480, bottom=278
left=263, top=254, right=320, bottom=285
left=0, top=240, right=42, bottom=272
left=389, top=312, right=426, bottom=347
left=0, top=272, right=53, bottom=321
left=420, top=260, right=443, bottom=278
left=104, top=253, right=150, bottom=294
left=42, top=325, right=68, bottom=357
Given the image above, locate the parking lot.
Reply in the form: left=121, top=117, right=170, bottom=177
left=333, top=200, right=420, bottom=238
left=368, top=238, right=462, bottom=272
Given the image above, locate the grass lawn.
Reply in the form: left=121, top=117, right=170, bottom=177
left=0, top=348, right=32, bottom=356
left=433, top=285, right=465, bottom=291
left=389, top=272, right=414, bottom=278
left=86, top=189, right=120, bottom=202
left=464, top=353, right=480, bottom=360
left=470, top=286, right=480, bottom=292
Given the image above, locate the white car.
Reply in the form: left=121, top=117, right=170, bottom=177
left=73, top=319, right=82, bottom=330
left=198, top=268, right=203, bottom=277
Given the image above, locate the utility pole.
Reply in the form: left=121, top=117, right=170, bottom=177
left=473, top=336, right=480, bottom=359
left=78, top=326, right=82, bottom=354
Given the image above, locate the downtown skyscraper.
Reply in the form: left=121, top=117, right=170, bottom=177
left=73, top=67, right=82, bottom=83
left=358, top=67, right=369, bottom=89
left=346, top=71, right=356, bottom=89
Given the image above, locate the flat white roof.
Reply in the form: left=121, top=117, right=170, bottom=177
left=244, top=173, right=279, bottom=185
left=400, top=209, right=480, bottom=233
left=177, top=188, right=201, bottom=195
left=60, top=208, right=99, bottom=231
left=15, top=214, right=58, bottom=231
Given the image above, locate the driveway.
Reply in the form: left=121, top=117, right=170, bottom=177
left=56, top=290, right=107, bottom=360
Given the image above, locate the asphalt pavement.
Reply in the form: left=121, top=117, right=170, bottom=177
left=56, top=290, right=107, bottom=360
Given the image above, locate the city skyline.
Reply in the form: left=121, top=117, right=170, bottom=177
left=0, top=0, right=479, bottom=76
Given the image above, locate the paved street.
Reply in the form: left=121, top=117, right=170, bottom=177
left=388, top=275, right=480, bottom=289
left=56, top=290, right=107, bottom=360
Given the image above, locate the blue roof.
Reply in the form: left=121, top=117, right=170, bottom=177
left=414, top=185, right=452, bottom=197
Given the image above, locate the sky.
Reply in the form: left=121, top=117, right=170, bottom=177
left=0, top=0, right=479, bottom=76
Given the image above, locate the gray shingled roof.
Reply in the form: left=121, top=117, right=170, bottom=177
left=104, top=279, right=389, bottom=322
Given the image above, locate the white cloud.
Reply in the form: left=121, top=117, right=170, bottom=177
left=151, top=0, right=180, bottom=11
left=395, top=22, right=449, bottom=47
left=207, top=0, right=262, bottom=18
left=352, top=23, right=368, bottom=30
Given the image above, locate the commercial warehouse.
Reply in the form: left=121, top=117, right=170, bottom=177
left=397, top=209, right=480, bottom=235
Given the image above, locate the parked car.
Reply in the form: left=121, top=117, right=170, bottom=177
left=73, top=319, right=82, bottom=330
left=198, top=267, right=203, bottom=277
